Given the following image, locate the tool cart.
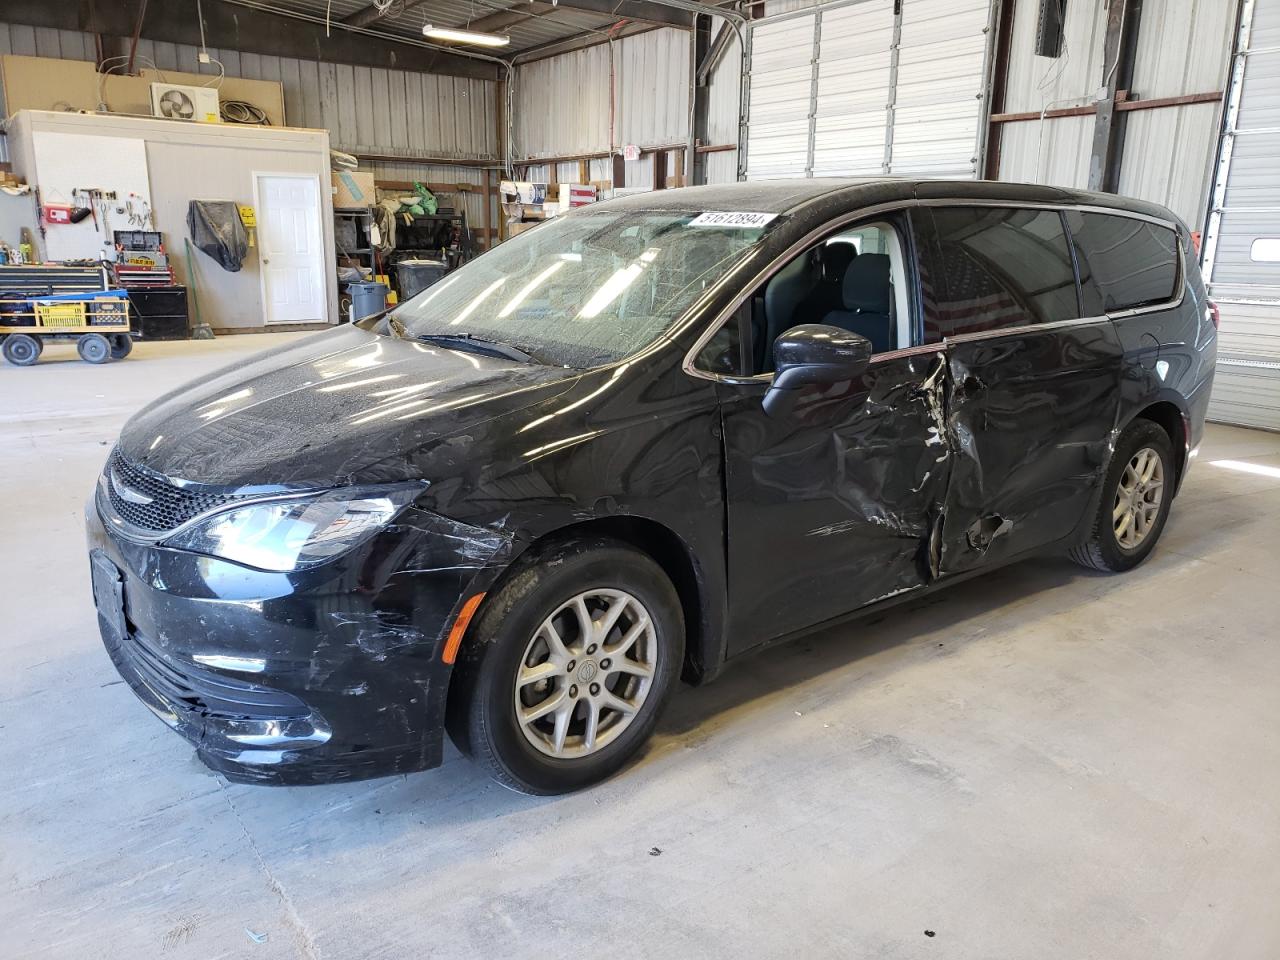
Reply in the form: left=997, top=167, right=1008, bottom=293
left=0, top=287, right=135, bottom=366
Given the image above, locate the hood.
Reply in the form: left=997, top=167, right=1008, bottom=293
left=117, top=326, right=580, bottom=490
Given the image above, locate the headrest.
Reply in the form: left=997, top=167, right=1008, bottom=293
left=821, top=242, right=856, bottom=280
left=843, top=253, right=891, bottom=314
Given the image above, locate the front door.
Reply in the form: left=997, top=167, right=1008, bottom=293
left=719, top=350, right=950, bottom=652
left=255, top=174, right=326, bottom=324
left=714, top=213, right=952, bottom=654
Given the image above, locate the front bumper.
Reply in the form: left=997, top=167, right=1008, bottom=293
left=86, top=497, right=514, bottom=785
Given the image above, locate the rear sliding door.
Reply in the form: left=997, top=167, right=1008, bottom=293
left=912, top=205, right=1125, bottom=575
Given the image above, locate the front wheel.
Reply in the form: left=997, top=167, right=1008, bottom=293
left=448, top=538, right=685, bottom=795
left=1070, top=419, right=1175, bottom=572
left=2, top=333, right=42, bottom=366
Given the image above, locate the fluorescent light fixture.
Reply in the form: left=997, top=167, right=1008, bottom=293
left=1209, top=459, right=1280, bottom=480
left=422, top=24, right=511, bottom=47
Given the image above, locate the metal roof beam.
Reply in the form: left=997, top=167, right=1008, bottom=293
left=542, top=0, right=693, bottom=29
left=343, top=0, right=428, bottom=28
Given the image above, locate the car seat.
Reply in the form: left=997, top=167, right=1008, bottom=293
left=821, top=253, right=894, bottom=353
left=760, top=249, right=822, bottom=371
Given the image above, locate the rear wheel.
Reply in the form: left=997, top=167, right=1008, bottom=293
left=108, top=334, right=133, bottom=359
left=2, top=333, right=42, bottom=366
left=448, top=538, right=684, bottom=795
left=1070, top=419, right=1175, bottom=572
left=77, top=333, right=111, bottom=364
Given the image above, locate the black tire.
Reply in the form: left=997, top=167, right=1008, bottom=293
left=77, top=333, right=111, bottom=364
left=1070, top=419, right=1175, bottom=572
left=108, top=334, right=133, bottom=359
left=447, top=537, right=685, bottom=795
left=2, top=333, right=42, bottom=366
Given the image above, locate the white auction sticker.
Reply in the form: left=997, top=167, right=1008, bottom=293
left=687, top=211, right=778, bottom=229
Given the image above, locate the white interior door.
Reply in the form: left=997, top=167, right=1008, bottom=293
left=255, top=173, right=326, bottom=324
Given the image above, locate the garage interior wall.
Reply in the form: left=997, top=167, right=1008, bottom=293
left=0, top=20, right=497, bottom=231
left=7, top=109, right=339, bottom=331
left=704, top=27, right=743, bottom=184
left=513, top=28, right=691, bottom=187
left=995, top=0, right=1235, bottom=227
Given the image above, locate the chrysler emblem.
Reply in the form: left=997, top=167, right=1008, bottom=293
left=111, top=467, right=154, bottom=505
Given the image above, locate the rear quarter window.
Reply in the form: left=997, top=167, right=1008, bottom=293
left=1065, top=211, right=1179, bottom=314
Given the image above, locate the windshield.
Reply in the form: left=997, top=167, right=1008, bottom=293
left=387, top=208, right=778, bottom=368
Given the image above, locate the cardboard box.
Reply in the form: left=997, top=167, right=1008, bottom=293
left=559, top=183, right=597, bottom=208
left=506, top=221, right=541, bottom=238
left=500, top=181, right=548, bottom=205
left=502, top=201, right=560, bottom=221
left=332, top=171, right=376, bottom=208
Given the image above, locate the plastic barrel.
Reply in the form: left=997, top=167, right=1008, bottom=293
left=395, top=260, right=449, bottom=302
left=347, top=281, right=388, bottom=322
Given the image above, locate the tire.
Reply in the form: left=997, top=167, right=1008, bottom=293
left=108, top=334, right=133, bottom=359
left=447, top=537, right=685, bottom=795
left=1070, top=419, right=1175, bottom=573
left=2, top=333, right=42, bottom=366
left=77, top=333, right=111, bottom=364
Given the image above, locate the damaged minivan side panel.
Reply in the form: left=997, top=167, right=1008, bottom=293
left=939, top=324, right=1124, bottom=572
left=906, top=202, right=1126, bottom=574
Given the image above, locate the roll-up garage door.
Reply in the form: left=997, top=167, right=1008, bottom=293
left=1203, top=0, right=1280, bottom=430
left=811, top=0, right=894, bottom=176
left=743, top=0, right=997, bottom=180
left=743, top=12, right=817, bottom=178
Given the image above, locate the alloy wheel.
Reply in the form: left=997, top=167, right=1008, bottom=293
left=513, top=589, right=658, bottom=759
left=1113, top=446, right=1164, bottom=550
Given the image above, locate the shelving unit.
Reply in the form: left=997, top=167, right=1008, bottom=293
left=334, top=207, right=377, bottom=277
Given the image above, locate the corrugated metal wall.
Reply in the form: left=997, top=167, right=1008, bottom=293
left=704, top=27, right=742, bottom=184
left=0, top=20, right=498, bottom=164
left=1117, top=0, right=1235, bottom=225
left=996, top=0, right=1105, bottom=191
left=996, top=0, right=1233, bottom=226
left=513, top=27, right=692, bottom=188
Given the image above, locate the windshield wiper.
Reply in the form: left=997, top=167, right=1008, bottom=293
left=412, top=333, right=542, bottom=365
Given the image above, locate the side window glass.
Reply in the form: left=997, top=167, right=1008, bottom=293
left=757, top=219, right=911, bottom=371
left=917, top=206, right=1079, bottom=343
left=693, top=307, right=745, bottom=375
left=692, top=216, right=915, bottom=378
left=1065, top=212, right=1179, bottom=313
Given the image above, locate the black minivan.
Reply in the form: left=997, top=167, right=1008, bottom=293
left=88, top=179, right=1217, bottom=794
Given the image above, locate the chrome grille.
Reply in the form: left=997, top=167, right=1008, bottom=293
left=103, top=448, right=249, bottom=534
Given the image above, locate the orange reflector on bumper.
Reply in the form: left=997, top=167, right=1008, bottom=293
left=442, top=593, right=485, bottom=664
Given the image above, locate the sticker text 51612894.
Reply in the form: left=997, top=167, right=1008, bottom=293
left=688, top=211, right=779, bottom=229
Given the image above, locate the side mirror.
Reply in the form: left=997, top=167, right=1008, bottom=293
left=763, top=324, right=873, bottom=417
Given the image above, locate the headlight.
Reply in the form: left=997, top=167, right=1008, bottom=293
left=163, top=485, right=421, bottom=571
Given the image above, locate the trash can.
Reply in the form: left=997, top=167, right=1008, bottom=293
left=395, top=259, right=449, bottom=302
left=347, top=280, right=388, bottom=322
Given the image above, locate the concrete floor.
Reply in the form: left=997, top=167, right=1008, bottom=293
left=2, top=333, right=1278, bottom=959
